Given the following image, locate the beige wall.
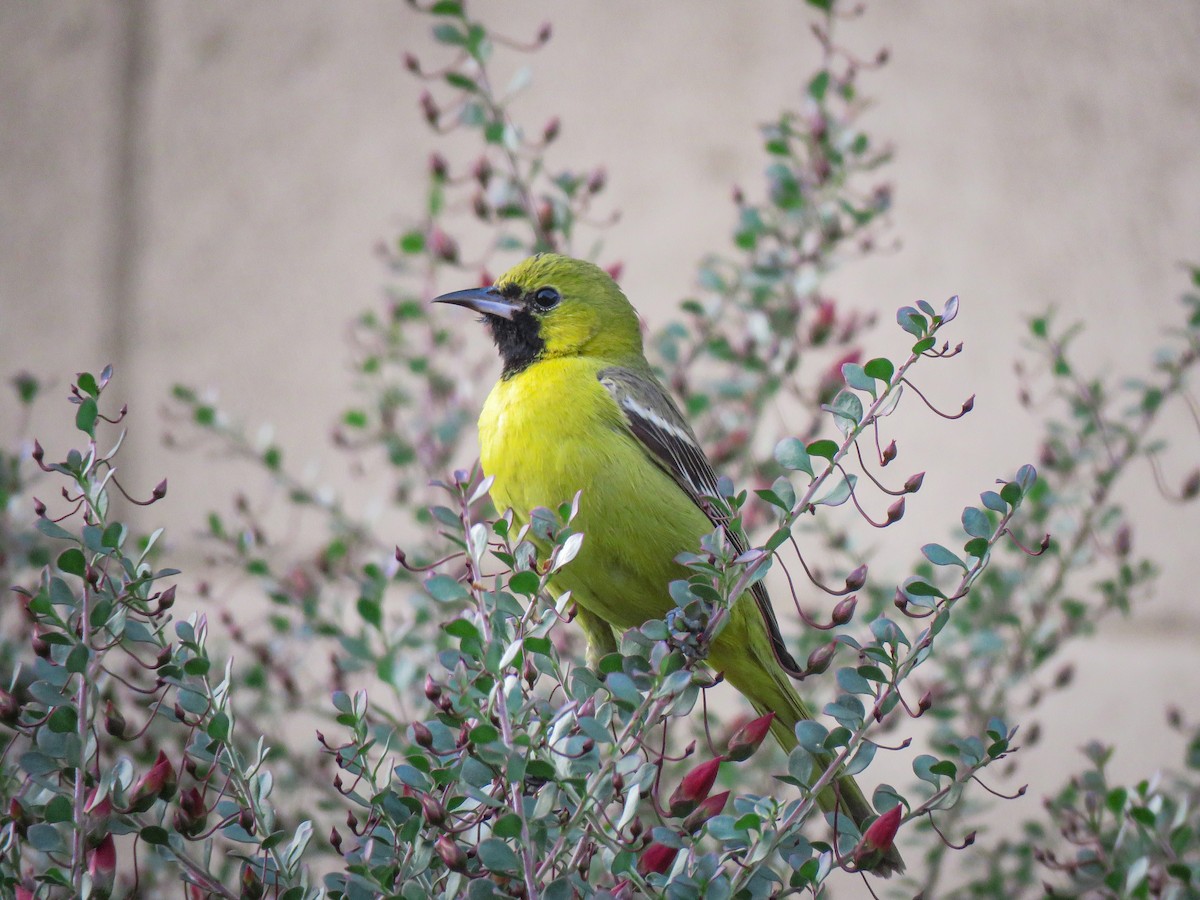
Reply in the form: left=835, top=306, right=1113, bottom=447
left=3, top=0, right=1199, bottom=851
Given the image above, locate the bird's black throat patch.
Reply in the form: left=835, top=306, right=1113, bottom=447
left=486, top=307, right=544, bottom=380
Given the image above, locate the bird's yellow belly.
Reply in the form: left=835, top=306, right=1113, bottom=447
left=479, top=361, right=711, bottom=630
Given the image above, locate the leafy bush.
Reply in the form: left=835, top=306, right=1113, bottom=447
left=2, top=2, right=1197, bottom=897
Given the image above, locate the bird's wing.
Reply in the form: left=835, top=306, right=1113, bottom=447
left=597, top=366, right=803, bottom=676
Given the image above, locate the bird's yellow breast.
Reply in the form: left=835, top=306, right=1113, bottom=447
left=478, top=357, right=711, bottom=628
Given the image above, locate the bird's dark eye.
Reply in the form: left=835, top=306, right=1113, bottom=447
left=532, top=287, right=561, bottom=310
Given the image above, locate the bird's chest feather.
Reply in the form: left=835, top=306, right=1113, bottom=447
left=479, top=358, right=621, bottom=515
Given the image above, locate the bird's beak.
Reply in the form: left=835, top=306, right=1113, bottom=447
left=432, top=286, right=522, bottom=321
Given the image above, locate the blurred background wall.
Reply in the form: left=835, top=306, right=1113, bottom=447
left=3, top=0, right=1199, bottom=831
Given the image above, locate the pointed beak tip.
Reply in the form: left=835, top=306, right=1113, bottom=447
left=431, top=286, right=521, bottom=321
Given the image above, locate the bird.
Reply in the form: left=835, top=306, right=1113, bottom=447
left=434, top=253, right=904, bottom=876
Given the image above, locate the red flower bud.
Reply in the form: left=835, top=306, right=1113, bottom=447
left=330, top=826, right=343, bottom=852
left=886, top=498, right=905, bottom=524
left=844, top=564, right=867, bottom=591
left=904, top=472, right=925, bottom=493
left=853, top=804, right=903, bottom=871
left=412, top=721, right=433, bottom=748
left=173, top=787, right=207, bottom=837
left=536, top=22, right=552, bottom=43
left=419, top=792, right=447, bottom=827
left=241, top=864, right=265, bottom=900
left=682, top=789, right=729, bottom=833
left=586, top=167, right=607, bottom=194
left=831, top=595, right=857, bottom=626
left=668, top=757, right=721, bottom=817
left=435, top=834, right=468, bottom=872
left=428, top=227, right=459, bottom=263
left=637, top=841, right=679, bottom=876
left=726, top=712, right=774, bottom=762
left=0, top=689, right=20, bottom=724
left=881, top=439, right=897, bottom=465
left=423, top=674, right=441, bottom=703
left=805, top=641, right=836, bottom=676
left=127, top=751, right=177, bottom=811
left=542, top=116, right=560, bottom=143
left=103, top=700, right=125, bottom=738
left=156, top=584, right=177, bottom=613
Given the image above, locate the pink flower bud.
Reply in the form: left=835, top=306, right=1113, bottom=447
left=726, top=712, right=774, bottom=762
left=886, top=498, right=905, bottom=524
left=88, top=833, right=116, bottom=894
left=904, top=472, right=925, bottom=493
left=882, top=440, right=898, bottom=465
left=668, top=757, right=721, bottom=817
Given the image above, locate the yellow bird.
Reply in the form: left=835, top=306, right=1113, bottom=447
left=435, top=253, right=903, bottom=876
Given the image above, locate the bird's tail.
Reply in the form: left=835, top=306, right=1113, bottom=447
left=723, top=650, right=906, bottom=878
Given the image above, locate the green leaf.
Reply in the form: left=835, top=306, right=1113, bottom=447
left=426, top=574, right=468, bottom=603
left=806, top=439, right=838, bottom=460
left=492, top=813, right=523, bottom=839
left=962, top=507, right=991, bottom=539
left=922, top=543, right=966, bottom=570
left=775, top=437, right=814, bottom=476
left=508, top=571, right=541, bottom=596
left=912, top=754, right=941, bottom=785
left=47, top=705, right=77, bottom=733
left=77, top=372, right=99, bottom=397
left=44, top=795, right=74, bottom=824
left=863, top=357, right=895, bottom=383
left=844, top=740, right=877, bottom=777
left=476, top=838, right=520, bottom=874
left=1000, top=482, right=1023, bottom=506
left=27, top=823, right=65, bottom=853
left=356, top=597, right=382, bottom=628
left=981, top=491, right=1007, bottom=513
left=57, top=548, right=86, bottom=577
left=912, top=336, right=936, bottom=354
left=837, top=668, right=872, bottom=695
left=824, top=391, right=864, bottom=433
left=841, top=363, right=877, bottom=398
left=65, top=643, right=89, bottom=674
left=903, top=579, right=946, bottom=600
left=963, top=537, right=990, bottom=559
left=76, top=398, right=98, bottom=436
left=896, top=307, right=927, bottom=338
left=141, top=825, right=170, bottom=846
left=808, top=71, right=830, bottom=101
left=432, top=23, right=465, bottom=45
left=208, top=712, right=230, bottom=742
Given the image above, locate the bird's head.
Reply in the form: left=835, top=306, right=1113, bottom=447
left=433, top=254, right=643, bottom=378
